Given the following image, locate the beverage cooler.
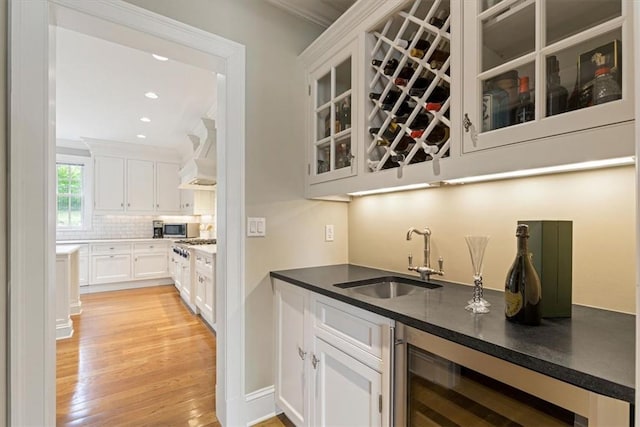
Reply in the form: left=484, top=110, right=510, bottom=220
left=394, top=324, right=597, bottom=427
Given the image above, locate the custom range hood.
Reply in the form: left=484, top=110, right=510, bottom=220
left=179, top=118, right=217, bottom=190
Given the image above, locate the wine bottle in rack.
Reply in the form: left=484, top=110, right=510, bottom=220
left=381, top=99, right=417, bottom=116
left=369, top=123, right=400, bottom=140
left=429, top=9, right=449, bottom=29
left=405, top=112, right=432, bottom=130
left=397, top=37, right=431, bottom=52
left=369, top=90, right=401, bottom=104
left=376, top=135, right=413, bottom=152
left=371, top=58, right=399, bottom=72
left=411, top=124, right=449, bottom=145
left=428, top=50, right=450, bottom=70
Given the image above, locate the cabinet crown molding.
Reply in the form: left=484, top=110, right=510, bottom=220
left=83, top=137, right=180, bottom=162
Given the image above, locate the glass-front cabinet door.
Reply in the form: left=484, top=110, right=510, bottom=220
left=308, top=43, right=356, bottom=184
left=462, top=0, right=633, bottom=153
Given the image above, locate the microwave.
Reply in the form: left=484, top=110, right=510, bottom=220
left=163, top=223, right=200, bottom=238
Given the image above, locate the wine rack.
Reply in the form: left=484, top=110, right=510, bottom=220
left=367, top=0, right=452, bottom=173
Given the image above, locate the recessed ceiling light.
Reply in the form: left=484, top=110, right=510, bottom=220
left=144, top=92, right=158, bottom=99
left=152, top=54, right=169, bottom=61
left=137, top=134, right=147, bottom=139
left=140, top=117, right=151, bottom=123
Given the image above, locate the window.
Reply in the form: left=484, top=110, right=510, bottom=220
left=57, top=162, right=85, bottom=227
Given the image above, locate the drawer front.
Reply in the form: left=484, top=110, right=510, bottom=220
left=133, top=242, right=168, bottom=254
left=195, top=253, right=214, bottom=269
left=91, top=242, right=131, bottom=255
left=312, top=295, right=387, bottom=360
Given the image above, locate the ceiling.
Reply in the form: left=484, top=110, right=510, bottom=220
left=55, top=26, right=217, bottom=152
left=267, top=0, right=357, bottom=27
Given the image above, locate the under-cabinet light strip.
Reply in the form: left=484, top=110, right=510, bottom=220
left=444, top=157, right=635, bottom=185
left=348, top=183, right=431, bottom=197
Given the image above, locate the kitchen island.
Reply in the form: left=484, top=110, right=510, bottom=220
left=271, top=264, right=634, bottom=404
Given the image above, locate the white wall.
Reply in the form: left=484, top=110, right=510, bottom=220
left=122, top=0, right=349, bottom=395
left=349, top=165, right=636, bottom=314
left=0, top=0, right=6, bottom=420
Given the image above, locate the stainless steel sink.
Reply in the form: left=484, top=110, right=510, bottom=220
left=334, top=276, right=442, bottom=299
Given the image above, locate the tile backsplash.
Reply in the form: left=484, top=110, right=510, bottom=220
left=56, top=215, right=203, bottom=241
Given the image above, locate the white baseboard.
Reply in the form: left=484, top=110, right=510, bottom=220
left=245, top=386, right=280, bottom=426
left=56, top=318, right=74, bottom=340
left=70, top=299, right=82, bottom=315
left=79, top=278, right=173, bottom=294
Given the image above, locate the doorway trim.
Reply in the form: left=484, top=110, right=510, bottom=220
left=8, top=1, right=246, bottom=425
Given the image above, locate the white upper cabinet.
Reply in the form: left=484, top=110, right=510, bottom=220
left=94, top=156, right=125, bottom=212
left=126, top=159, right=155, bottom=213
left=156, top=162, right=182, bottom=213
left=300, top=0, right=634, bottom=199
left=94, top=155, right=183, bottom=215
left=462, top=0, right=634, bottom=153
left=308, top=40, right=358, bottom=185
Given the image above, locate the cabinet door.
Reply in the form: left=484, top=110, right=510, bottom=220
left=462, top=0, right=633, bottom=153
left=156, top=162, right=182, bottom=213
left=126, top=159, right=155, bottom=212
left=133, top=253, right=168, bottom=279
left=204, top=258, right=215, bottom=325
left=308, top=41, right=356, bottom=185
left=94, top=156, right=125, bottom=212
left=193, top=190, right=215, bottom=215
left=311, top=337, right=383, bottom=427
left=180, top=189, right=194, bottom=214
left=90, top=254, right=132, bottom=284
left=78, top=255, right=89, bottom=287
left=274, top=281, right=308, bottom=426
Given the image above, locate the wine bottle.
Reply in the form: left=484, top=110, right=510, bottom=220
left=397, top=37, right=430, bottom=51
left=514, top=76, right=534, bottom=124
left=406, top=112, right=432, bottom=130
left=369, top=122, right=400, bottom=140
left=591, top=52, right=621, bottom=105
left=429, top=9, right=449, bottom=29
left=546, top=56, right=568, bottom=116
left=341, top=97, right=351, bottom=129
left=381, top=99, right=417, bottom=116
left=371, top=58, right=399, bottom=75
left=376, top=135, right=413, bottom=152
left=369, top=90, right=401, bottom=104
left=504, top=224, right=542, bottom=326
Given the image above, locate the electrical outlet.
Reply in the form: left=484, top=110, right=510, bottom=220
left=325, top=224, right=334, bottom=242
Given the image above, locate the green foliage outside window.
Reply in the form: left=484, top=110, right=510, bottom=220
left=57, top=163, right=84, bottom=227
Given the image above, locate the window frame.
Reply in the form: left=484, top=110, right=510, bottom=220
left=56, top=154, right=93, bottom=231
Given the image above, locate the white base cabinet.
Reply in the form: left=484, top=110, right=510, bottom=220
left=195, top=251, right=215, bottom=328
left=91, top=254, right=132, bottom=284
left=274, top=279, right=393, bottom=427
left=133, top=242, right=168, bottom=279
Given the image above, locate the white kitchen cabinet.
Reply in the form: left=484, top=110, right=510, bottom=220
left=274, top=280, right=308, bottom=427
left=133, top=242, right=169, bottom=279
left=307, top=40, right=357, bottom=185
left=181, top=189, right=215, bottom=215
left=301, top=0, right=634, bottom=199
left=89, top=242, right=132, bottom=284
left=126, top=159, right=155, bottom=212
left=94, top=155, right=183, bottom=215
left=78, top=245, right=89, bottom=287
left=195, top=251, right=215, bottom=327
left=156, top=162, right=182, bottom=213
left=94, top=155, right=125, bottom=212
left=273, top=279, right=393, bottom=427
left=461, top=0, right=634, bottom=154
left=311, top=337, right=382, bottom=427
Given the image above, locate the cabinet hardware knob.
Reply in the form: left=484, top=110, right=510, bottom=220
left=156, top=204, right=159, bottom=208
left=463, top=113, right=472, bottom=133
left=311, top=354, right=319, bottom=369
left=298, top=346, right=306, bottom=360
left=121, top=203, right=124, bottom=207
left=127, top=203, right=131, bottom=207
left=109, top=247, right=114, bottom=250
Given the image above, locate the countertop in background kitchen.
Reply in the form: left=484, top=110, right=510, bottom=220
left=270, top=264, right=635, bottom=403
left=192, top=245, right=217, bottom=255
left=56, top=238, right=177, bottom=244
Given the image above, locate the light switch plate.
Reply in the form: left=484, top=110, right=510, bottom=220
left=247, top=217, right=266, bottom=237
left=325, top=224, right=334, bottom=242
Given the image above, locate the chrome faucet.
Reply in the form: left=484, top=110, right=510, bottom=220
left=407, top=227, right=444, bottom=281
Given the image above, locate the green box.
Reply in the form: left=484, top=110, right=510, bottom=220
left=518, top=220, right=573, bottom=318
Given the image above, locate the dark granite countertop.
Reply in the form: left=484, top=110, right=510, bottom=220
left=270, top=264, right=635, bottom=403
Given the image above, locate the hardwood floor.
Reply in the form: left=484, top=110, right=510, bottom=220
left=56, top=286, right=219, bottom=426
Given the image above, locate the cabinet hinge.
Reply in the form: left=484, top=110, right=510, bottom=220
left=308, top=85, right=311, bottom=96
left=379, top=394, right=382, bottom=413
left=307, top=164, right=311, bottom=175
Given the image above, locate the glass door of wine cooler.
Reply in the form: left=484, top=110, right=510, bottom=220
left=405, top=345, right=580, bottom=426
left=462, top=0, right=633, bottom=153
left=309, top=45, right=356, bottom=185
